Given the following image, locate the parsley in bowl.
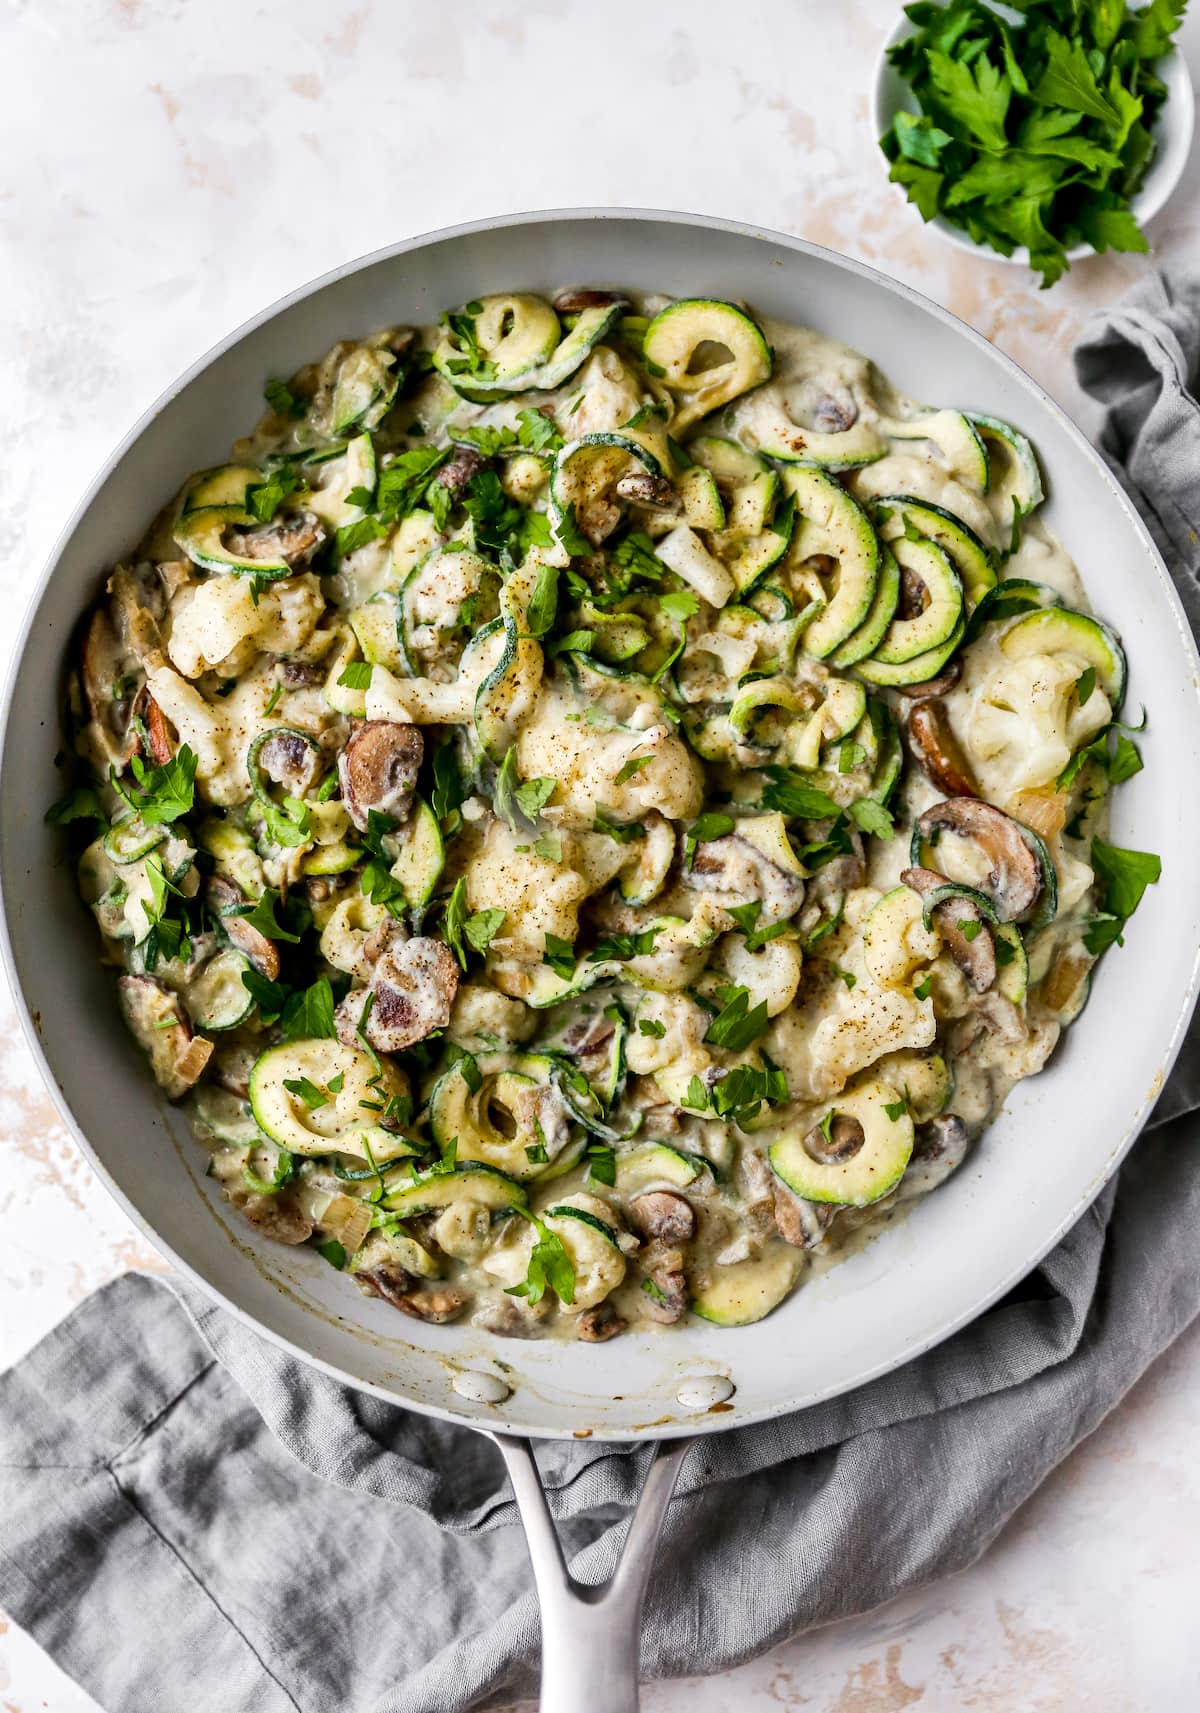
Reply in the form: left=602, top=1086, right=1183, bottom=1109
left=873, top=0, right=1194, bottom=286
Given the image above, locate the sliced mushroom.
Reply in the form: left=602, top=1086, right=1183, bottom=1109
left=915, top=799, right=1042, bottom=924
left=810, top=388, right=858, bottom=434
left=118, top=974, right=213, bottom=1100
left=553, top=287, right=631, bottom=314
left=436, top=445, right=487, bottom=497
left=894, top=1113, right=972, bottom=1201
left=361, top=917, right=409, bottom=968
left=206, top=876, right=281, bottom=980
left=615, top=470, right=677, bottom=509
left=338, top=720, right=423, bottom=831
left=907, top=701, right=978, bottom=798
left=802, top=1111, right=865, bottom=1164
left=225, top=510, right=325, bottom=567
left=241, top=1195, right=314, bottom=1245
left=636, top=1235, right=689, bottom=1324
left=773, top=1180, right=837, bottom=1250
left=255, top=728, right=326, bottom=798
left=211, top=1040, right=258, bottom=1099
left=892, top=658, right=963, bottom=698
left=683, top=832, right=805, bottom=925
left=972, top=990, right=1028, bottom=1043
left=576, top=1301, right=627, bottom=1342
left=902, top=866, right=997, bottom=992
left=628, top=1191, right=696, bottom=1245
left=356, top=1264, right=469, bottom=1323
left=132, top=685, right=174, bottom=765
left=335, top=936, right=460, bottom=1054
left=274, top=656, right=326, bottom=689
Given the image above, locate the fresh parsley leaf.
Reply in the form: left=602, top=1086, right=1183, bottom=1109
left=913, top=973, right=934, bottom=1001
left=431, top=740, right=469, bottom=833
left=464, top=908, right=505, bottom=953
left=642, top=1276, right=668, bottom=1304
left=1087, top=837, right=1161, bottom=951
left=228, top=887, right=305, bottom=943
left=338, top=660, right=373, bottom=690
left=284, top=1075, right=329, bottom=1110
left=927, top=47, right=1011, bottom=150
left=1031, top=29, right=1121, bottom=126
left=279, top=975, right=336, bottom=1042
left=533, top=831, right=563, bottom=863
left=839, top=741, right=867, bottom=775
left=614, top=750, right=653, bottom=785
left=546, top=628, right=595, bottom=659
left=525, top=562, right=559, bottom=638
left=317, top=1238, right=347, bottom=1270
left=683, top=1075, right=710, bottom=1112
left=543, top=932, right=577, bottom=979
left=115, top=745, right=198, bottom=826
left=1076, top=665, right=1097, bottom=705
left=516, top=408, right=563, bottom=456
left=553, top=502, right=593, bottom=559
left=1108, top=733, right=1143, bottom=783
left=658, top=589, right=700, bottom=625
left=684, top=812, right=735, bottom=864
left=585, top=1142, right=616, bottom=1187
left=589, top=927, right=662, bottom=963
left=848, top=796, right=895, bottom=840
left=593, top=808, right=645, bottom=844
left=703, top=985, right=770, bottom=1052
left=241, top=968, right=290, bottom=1024
left=506, top=1218, right=575, bottom=1306
left=515, top=775, right=557, bottom=820
left=957, top=918, right=983, bottom=942
left=893, top=109, right=954, bottom=165
left=442, top=877, right=471, bottom=970
left=264, top=377, right=306, bottom=419
left=638, top=1017, right=666, bottom=1038
left=46, top=785, right=106, bottom=827
left=247, top=464, right=300, bottom=523
left=760, top=768, right=841, bottom=821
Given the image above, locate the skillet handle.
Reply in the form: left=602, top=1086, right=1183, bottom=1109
left=492, top=1432, right=691, bottom=1713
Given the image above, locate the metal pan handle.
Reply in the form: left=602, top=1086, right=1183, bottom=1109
left=491, top=1432, right=691, bottom=1713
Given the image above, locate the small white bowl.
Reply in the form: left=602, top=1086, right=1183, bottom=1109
left=871, top=9, right=1195, bottom=266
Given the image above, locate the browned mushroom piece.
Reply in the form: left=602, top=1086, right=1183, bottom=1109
left=552, top=287, right=631, bottom=314
left=772, top=1180, right=837, bottom=1250
left=971, top=990, right=1028, bottom=1044
left=614, top=471, right=677, bottom=509
left=361, top=917, right=410, bottom=968
left=206, top=876, right=282, bottom=981
left=254, top=727, right=326, bottom=799
left=118, top=974, right=213, bottom=1100
left=907, top=701, right=979, bottom=799
left=895, top=1113, right=972, bottom=1201
left=436, top=444, right=487, bottom=497
left=628, top=1191, right=696, bottom=1245
left=683, top=830, right=805, bottom=925
left=915, top=798, right=1043, bottom=924
left=338, top=719, right=424, bottom=831
left=357, top=1265, right=470, bottom=1323
left=802, top=1112, right=865, bottom=1165
left=225, top=509, right=325, bottom=568
left=901, top=865, right=997, bottom=992
left=811, top=389, right=859, bottom=434
left=640, top=1262, right=689, bottom=1324
left=238, top=1194, right=314, bottom=1245
left=892, top=658, right=963, bottom=697
left=211, top=1040, right=259, bottom=1100
left=274, top=656, right=326, bottom=689
left=576, top=1301, right=627, bottom=1342
left=335, top=937, right=460, bottom=1054
left=132, top=685, right=175, bottom=765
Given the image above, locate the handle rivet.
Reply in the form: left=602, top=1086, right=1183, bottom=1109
left=452, top=1368, right=512, bottom=1404
left=676, top=1374, right=734, bottom=1409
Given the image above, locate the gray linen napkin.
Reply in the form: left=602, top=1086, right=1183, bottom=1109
left=4, top=272, right=1200, bottom=1713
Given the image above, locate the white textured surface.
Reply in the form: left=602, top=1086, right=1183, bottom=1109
left=2, top=2, right=1199, bottom=1708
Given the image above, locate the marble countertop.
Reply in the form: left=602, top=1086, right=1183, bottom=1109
left=2, top=1, right=1199, bottom=1707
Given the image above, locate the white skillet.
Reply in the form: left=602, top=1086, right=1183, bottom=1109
left=3, top=210, right=1198, bottom=1710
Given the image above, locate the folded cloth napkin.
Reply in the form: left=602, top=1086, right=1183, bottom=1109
left=4, top=271, right=1200, bottom=1713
